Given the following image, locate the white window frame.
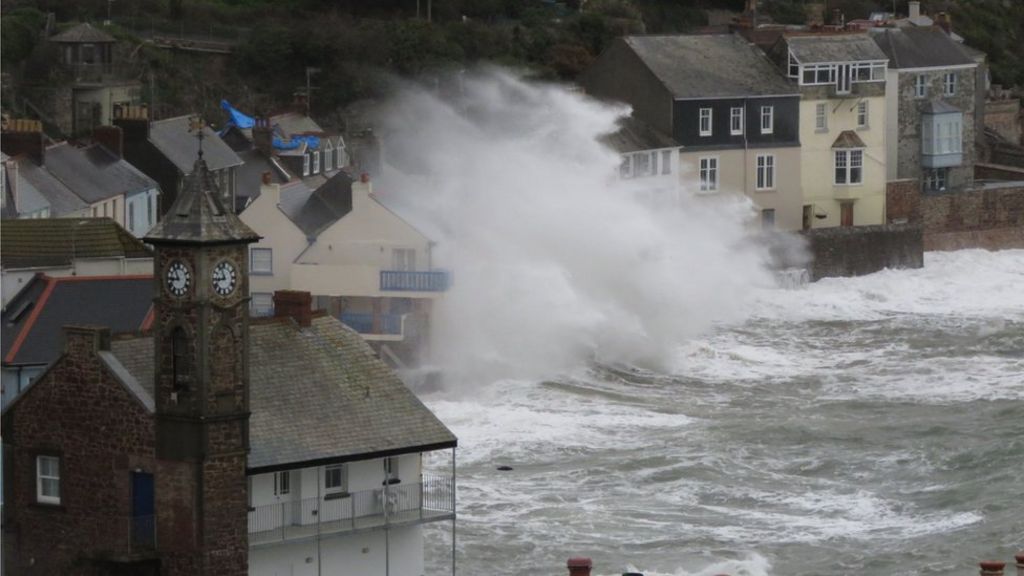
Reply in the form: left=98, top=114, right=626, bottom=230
left=619, top=155, right=632, bottom=179
left=856, top=101, right=869, bottom=129
left=915, top=74, right=928, bottom=98
left=324, top=143, right=334, bottom=171
left=313, top=151, right=321, bottom=174
left=384, top=457, right=400, bottom=483
left=924, top=168, right=948, bottom=192
left=661, top=150, right=671, bottom=175
left=698, top=156, right=719, bottom=193
left=325, top=464, right=347, bottom=493
left=302, top=154, right=311, bottom=176
left=274, top=471, right=291, bottom=495
left=788, top=51, right=800, bottom=78
left=730, top=107, right=744, bottom=136
left=943, top=72, right=956, bottom=96
left=699, top=108, right=713, bottom=137
left=36, top=455, right=61, bottom=505
left=250, top=292, right=274, bottom=317
left=634, top=151, right=652, bottom=177
left=760, top=106, right=774, bottom=135
left=815, top=103, right=828, bottom=132
left=756, top=154, right=775, bottom=190
left=834, top=148, right=864, bottom=185
left=250, top=247, right=272, bottom=275
left=336, top=145, right=345, bottom=168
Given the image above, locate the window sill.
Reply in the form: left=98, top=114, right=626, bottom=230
left=755, top=188, right=776, bottom=192
left=324, top=491, right=351, bottom=501
left=250, top=271, right=274, bottom=276
left=856, top=126, right=870, bottom=131
left=815, top=128, right=828, bottom=134
left=30, top=501, right=66, bottom=511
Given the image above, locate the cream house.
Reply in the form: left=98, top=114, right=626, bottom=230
left=240, top=172, right=449, bottom=365
left=770, top=33, right=889, bottom=228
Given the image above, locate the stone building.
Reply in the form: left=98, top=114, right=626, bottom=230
left=871, top=26, right=979, bottom=193
left=1, top=149, right=457, bottom=575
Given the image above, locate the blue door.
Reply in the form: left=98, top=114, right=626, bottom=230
left=131, top=472, right=156, bottom=549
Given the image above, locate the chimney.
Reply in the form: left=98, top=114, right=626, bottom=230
left=979, top=561, right=1005, bottom=576
left=260, top=179, right=281, bottom=207
left=936, top=12, right=952, bottom=34
left=112, top=104, right=149, bottom=147
left=908, top=1, right=920, bottom=20
left=273, top=290, right=313, bottom=327
left=806, top=2, right=825, bottom=27
left=93, top=125, right=124, bottom=158
left=1, top=119, right=45, bottom=165
left=253, top=117, right=273, bottom=156
left=63, top=325, right=112, bottom=356
left=567, top=558, right=592, bottom=576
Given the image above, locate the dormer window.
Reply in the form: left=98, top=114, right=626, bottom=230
left=302, top=154, right=310, bottom=176
left=788, top=51, right=800, bottom=78
left=312, top=151, right=321, bottom=174
left=324, top=142, right=334, bottom=171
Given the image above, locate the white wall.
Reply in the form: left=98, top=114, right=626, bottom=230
left=249, top=525, right=424, bottom=576
left=125, top=188, right=159, bottom=237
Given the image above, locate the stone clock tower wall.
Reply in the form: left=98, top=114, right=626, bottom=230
left=145, top=156, right=260, bottom=576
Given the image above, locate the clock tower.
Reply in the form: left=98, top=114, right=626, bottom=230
left=145, top=149, right=260, bottom=575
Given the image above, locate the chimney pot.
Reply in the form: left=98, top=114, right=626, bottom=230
left=979, top=561, right=1006, bottom=576
left=273, top=290, right=313, bottom=327
left=261, top=171, right=273, bottom=185
left=567, top=557, right=592, bottom=576
left=360, top=172, right=370, bottom=183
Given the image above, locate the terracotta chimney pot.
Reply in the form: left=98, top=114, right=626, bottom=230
left=567, top=557, right=592, bottom=576
left=980, top=561, right=1006, bottom=576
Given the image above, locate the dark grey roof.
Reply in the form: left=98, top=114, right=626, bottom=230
left=279, top=171, right=354, bottom=237
left=622, top=34, right=798, bottom=99
left=234, top=149, right=290, bottom=212
left=15, top=157, right=86, bottom=216
left=1, top=217, right=151, bottom=269
left=922, top=100, right=962, bottom=114
left=2, top=275, right=153, bottom=366
left=870, top=27, right=975, bottom=69
left=601, top=115, right=680, bottom=153
left=149, top=116, right=243, bottom=174
left=787, top=34, right=888, bottom=64
left=110, top=314, right=457, bottom=470
left=44, top=142, right=157, bottom=203
left=145, top=158, right=260, bottom=244
left=49, top=22, right=116, bottom=44
left=271, top=112, right=327, bottom=137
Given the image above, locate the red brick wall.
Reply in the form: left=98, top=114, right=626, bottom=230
left=3, top=327, right=156, bottom=575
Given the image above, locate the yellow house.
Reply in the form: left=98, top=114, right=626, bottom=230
left=772, top=33, right=889, bottom=228
left=240, top=172, right=448, bottom=365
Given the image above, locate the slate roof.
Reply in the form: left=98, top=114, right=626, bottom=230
left=870, top=26, right=975, bottom=69
left=1, top=275, right=154, bottom=366
left=14, top=157, right=86, bottom=216
left=149, top=116, right=243, bottom=174
left=279, top=171, right=354, bottom=237
left=145, top=158, right=260, bottom=244
left=271, top=112, right=327, bottom=137
left=109, top=314, right=457, bottom=471
left=786, top=34, right=888, bottom=64
left=49, top=22, right=116, bottom=44
left=44, top=142, right=157, bottom=203
left=1, top=218, right=151, bottom=269
left=601, top=115, right=680, bottom=153
left=622, top=34, right=798, bottom=98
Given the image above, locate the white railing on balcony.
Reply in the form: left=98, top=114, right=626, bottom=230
left=248, top=474, right=454, bottom=545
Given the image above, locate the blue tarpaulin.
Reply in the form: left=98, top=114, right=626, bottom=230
left=273, top=134, right=320, bottom=150
left=220, top=99, right=255, bottom=129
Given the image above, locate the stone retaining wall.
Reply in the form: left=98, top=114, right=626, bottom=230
left=802, top=224, right=924, bottom=281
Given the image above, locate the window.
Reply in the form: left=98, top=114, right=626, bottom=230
left=661, top=150, right=671, bottom=175
left=834, top=149, right=863, bottom=185
left=730, top=107, right=744, bottom=136
left=128, top=202, right=135, bottom=231
left=312, top=151, right=321, bottom=174
left=943, top=72, right=956, bottom=96
left=815, top=103, right=828, bottom=132
left=392, top=248, right=416, bottom=271
left=915, top=74, right=928, bottom=98
left=761, top=209, right=776, bottom=230
left=923, top=115, right=963, bottom=155
left=251, top=293, right=273, bottom=317
left=336, top=146, right=345, bottom=169
left=147, top=194, right=154, bottom=226
left=37, top=455, right=61, bottom=504
left=384, top=457, right=400, bottom=483
left=788, top=51, right=800, bottom=78
left=251, top=248, right=272, bottom=275
left=857, top=101, right=869, bottom=128
left=760, top=106, right=773, bottom=134
left=302, top=154, right=310, bottom=176
left=924, top=168, right=949, bottom=192
left=699, top=108, right=712, bottom=137
left=325, top=464, right=347, bottom=492
left=756, top=154, right=775, bottom=190
left=698, top=157, right=718, bottom=193
left=275, top=471, right=291, bottom=495
left=836, top=64, right=851, bottom=94
left=634, top=152, right=651, bottom=176
left=619, top=156, right=632, bottom=179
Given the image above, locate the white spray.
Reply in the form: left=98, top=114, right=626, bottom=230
left=376, top=69, right=779, bottom=383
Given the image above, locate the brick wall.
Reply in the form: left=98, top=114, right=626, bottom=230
left=886, top=179, right=921, bottom=224
left=802, top=224, right=924, bottom=280
left=921, top=184, right=1024, bottom=251
left=2, top=326, right=157, bottom=575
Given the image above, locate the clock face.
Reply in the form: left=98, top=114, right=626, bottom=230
left=212, top=260, right=238, bottom=297
left=166, top=260, right=191, bottom=297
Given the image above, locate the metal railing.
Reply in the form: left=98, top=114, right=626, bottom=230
left=247, top=474, right=454, bottom=545
left=379, top=270, right=450, bottom=292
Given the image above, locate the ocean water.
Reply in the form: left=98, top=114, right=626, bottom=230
left=423, top=250, right=1024, bottom=576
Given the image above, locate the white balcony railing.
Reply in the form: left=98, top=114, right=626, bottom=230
left=248, top=474, right=454, bottom=546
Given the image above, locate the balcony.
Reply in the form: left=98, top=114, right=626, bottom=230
left=339, top=312, right=425, bottom=342
left=247, top=474, right=454, bottom=546
left=380, top=270, right=450, bottom=292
